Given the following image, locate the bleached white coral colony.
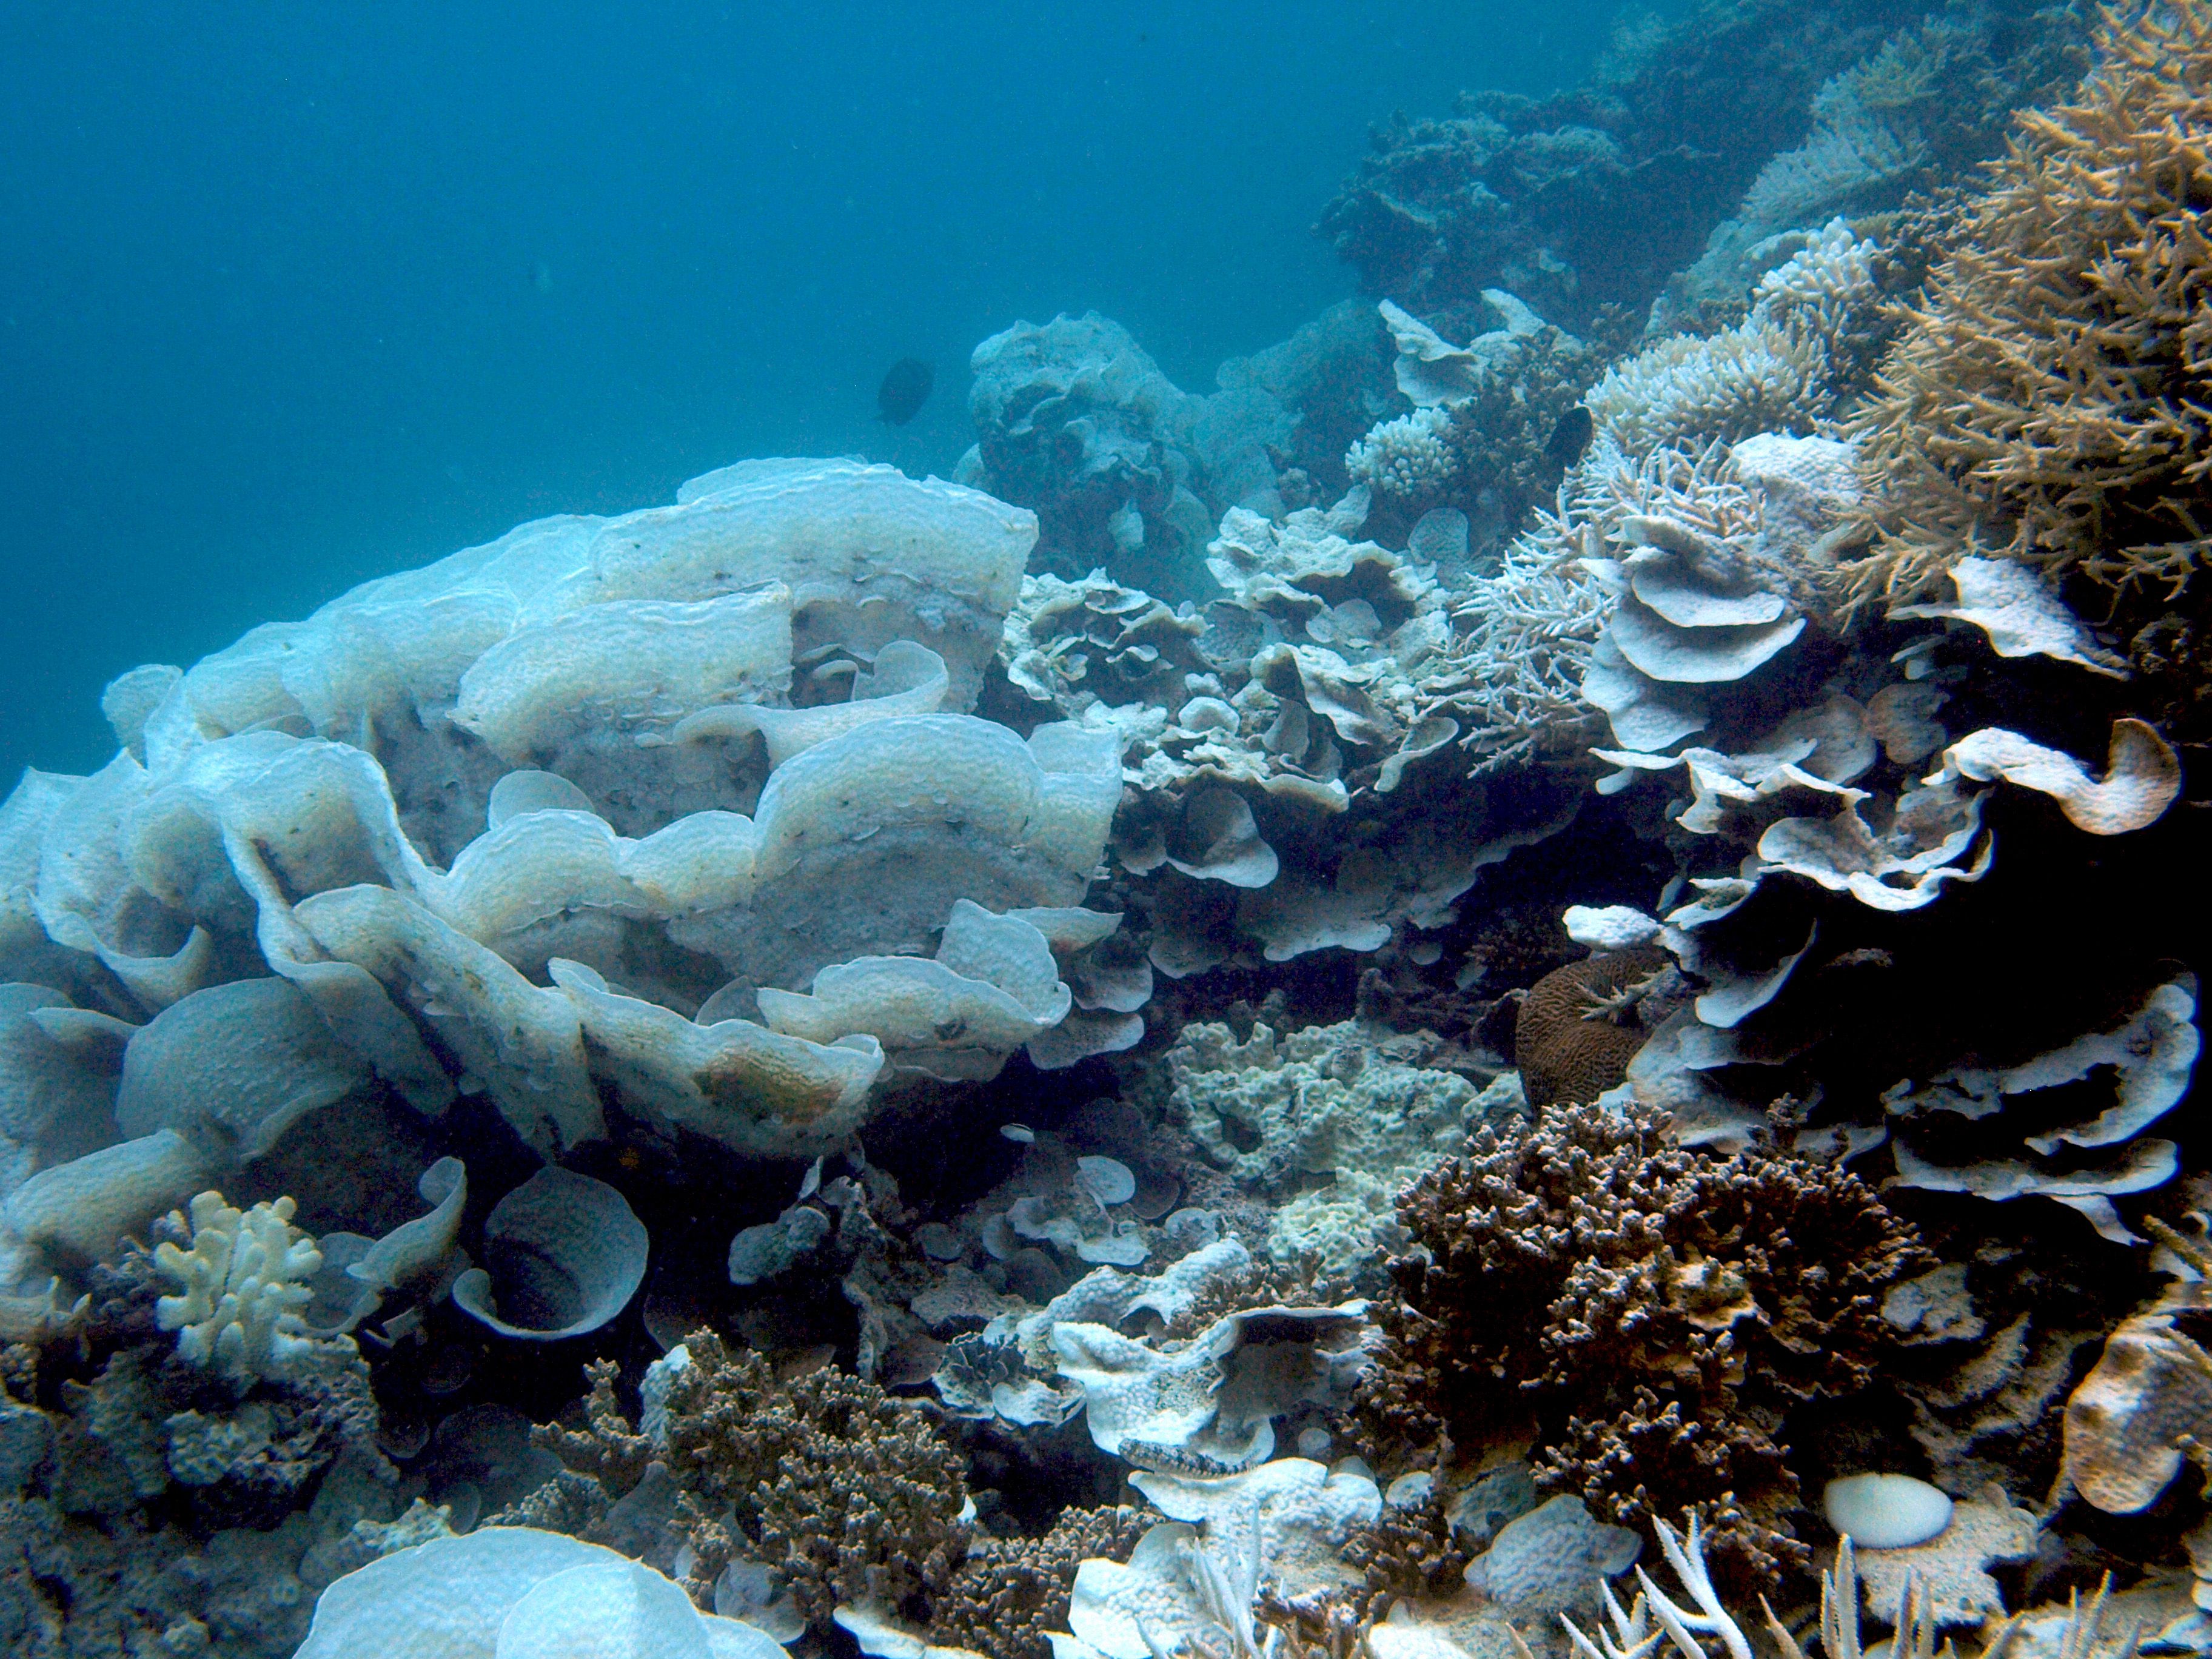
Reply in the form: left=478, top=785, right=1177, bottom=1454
left=1585, top=219, right=1879, bottom=454
left=1346, top=406, right=1458, bottom=497
left=0, top=460, right=1136, bottom=1243
left=153, top=1191, right=324, bottom=1383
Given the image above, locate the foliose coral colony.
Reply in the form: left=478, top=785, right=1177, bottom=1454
left=4, top=1, right=2212, bottom=1655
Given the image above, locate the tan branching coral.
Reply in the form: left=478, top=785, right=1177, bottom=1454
left=1846, top=0, right=2212, bottom=609
left=1360, top=1106, right=1925, bottom=1591
left=540, top=1331, right=971, bottom=1627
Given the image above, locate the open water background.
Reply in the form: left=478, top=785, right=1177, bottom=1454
left=0, top=1, right=1654, bottom=785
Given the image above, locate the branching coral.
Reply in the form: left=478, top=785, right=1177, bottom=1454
left=1359, top=1105, right=1925, bottom=1592
left=153, top=1191, right=324, bottom=1385
left=929, top=1505, right=1154, bottom=1659
left=541, top=1330, right=971, bottom=1629
left=1347, top=408, right=1459, bottom=500
left=1846, top=0, right=2212, bottom=609
left=1429, top=435, right=1780, bottom=770
left=1587, top=223, right=1880, bottom=455
left=1342, top=297, right=1607, bottom=525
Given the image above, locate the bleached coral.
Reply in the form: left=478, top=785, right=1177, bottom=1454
left=1426, top=534, right=1612, bottom=772
left=1588, top=325, right=1826, bottom=457
left=0, top=459, right=1137, bottom=1202
left=1587, top=221, right=1878, bottom=455
left=1741, top=34, right=1945, bottom=235
left=1433, top=435, right=1789, bottom=767
left=1346, top=407, right=1458, bottom=498
left=154, top=1190, right=324, bottom=1383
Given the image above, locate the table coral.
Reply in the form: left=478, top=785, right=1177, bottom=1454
left=1846, top=0, right=2212, bottom=611
left=1360, top=1104, right=1925, bottom=1591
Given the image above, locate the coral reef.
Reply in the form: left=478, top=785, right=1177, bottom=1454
left=1165, top=1017, right=1510, bottom=1278
left=7, top=10, right=2212, bottom=1652
left=1315, top=1, right=1936, bottom=325
left=962, top=309, right=1393, bottom=599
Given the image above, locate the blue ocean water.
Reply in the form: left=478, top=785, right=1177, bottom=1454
left=0, top=1, right=1646, bottom=787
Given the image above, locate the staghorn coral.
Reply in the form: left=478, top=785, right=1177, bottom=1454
left=1361, top=1104, right=1925, bottom=1591
left=929, top=1504, right=1154, bottom=1659
left=541, top=1330, right=971, bottom=1628
left=1847, top=0, right=2212, bottom=610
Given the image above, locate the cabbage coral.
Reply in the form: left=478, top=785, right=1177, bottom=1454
left=1845, top=0, right=2212, bottom=610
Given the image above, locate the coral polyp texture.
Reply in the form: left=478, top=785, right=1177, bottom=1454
left=8, top=4, right=2212, bottom=1655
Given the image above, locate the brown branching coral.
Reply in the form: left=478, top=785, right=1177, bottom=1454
left=1338, top=1490, right=1470, bottom=1620
left=928, top=1505, right=1153, bottom=1659
left=1845, top=0, right=2212, bottom=611
left=535, top=1358, right=654, bottom=1493
left=1359, top=1105, right=1926, bottom=1592
left=538, top=1331, right=971, bottom=1627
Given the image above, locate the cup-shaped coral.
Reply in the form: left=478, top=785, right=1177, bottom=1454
left=452, top=1168, right=646, bottom=1341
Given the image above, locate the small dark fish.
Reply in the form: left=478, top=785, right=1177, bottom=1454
left=876, top=357, right=934, bottom=426
left=1545, top=404, right=1594, bottom=468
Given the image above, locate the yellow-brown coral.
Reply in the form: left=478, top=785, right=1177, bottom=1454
left=1844, top=0, right=2212, bottom=609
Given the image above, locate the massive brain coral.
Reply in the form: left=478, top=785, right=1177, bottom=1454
left=0, top=458, right=1136, bottom=1292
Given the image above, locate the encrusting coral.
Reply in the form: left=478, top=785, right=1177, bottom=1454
left=1359, top=1104, right=1926, bottom=1590
left=1846, top=0, right=2212, bottom=612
